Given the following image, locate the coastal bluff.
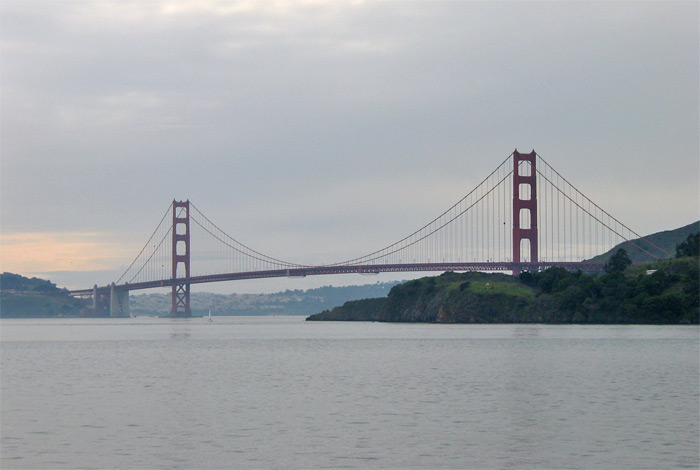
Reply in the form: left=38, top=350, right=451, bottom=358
left=307, top=258, right=699, bottom=324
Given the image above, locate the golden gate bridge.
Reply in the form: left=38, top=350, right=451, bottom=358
left=70, top=150, right=671, bottom=317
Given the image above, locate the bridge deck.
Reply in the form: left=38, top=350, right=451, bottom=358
left=70, top=262, right=604, bottom=295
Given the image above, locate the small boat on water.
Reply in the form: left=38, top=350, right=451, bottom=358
left=208, top=309, right=213, bottom=322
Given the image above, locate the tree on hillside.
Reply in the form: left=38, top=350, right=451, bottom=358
left=0, top=272, right=59, bottom=292
left=605, top=248, right=632, bottom=273
left=676, top=232, right=699, bottom=258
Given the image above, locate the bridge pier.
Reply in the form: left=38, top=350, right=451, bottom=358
left=87, top=284, right=111, bottom=316
left=109, top=283, right=130, bottom=317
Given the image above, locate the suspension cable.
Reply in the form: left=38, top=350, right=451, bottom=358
left=536, top=169, right=662, bottom=260
left=189, top=202, right=305, bottom=268
left=338, top=169, right=514, bottom=265
left=125, top=226, right=173, bottom=284
left=536, top=153, right=672, bottom=258
left=327, top=152, right=514, bottom=266
left=116, top=202, right=173, bottom=284
left=189, top=215, right=305, bottom=268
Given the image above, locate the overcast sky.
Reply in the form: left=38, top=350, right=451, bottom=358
left=1, top=1, right=698, bottom=294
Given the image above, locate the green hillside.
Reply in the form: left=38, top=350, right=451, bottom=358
left=588, top=220, right=699, bottom=263
left=309, top=255, right=699, bottom=324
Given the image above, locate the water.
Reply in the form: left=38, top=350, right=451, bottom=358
left=1, top=317, right=698, bottom=469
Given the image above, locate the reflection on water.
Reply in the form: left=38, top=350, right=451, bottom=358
left=168, top=322, right=192, bottom=340
left=512, top=325, right=541, bottom=338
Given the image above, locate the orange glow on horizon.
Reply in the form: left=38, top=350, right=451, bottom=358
left=0, top=232, right=132, bottom=273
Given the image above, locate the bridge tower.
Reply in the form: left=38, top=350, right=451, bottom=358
left=171, top=200, right=191, bottom=317
left=512, top=150, right=538, bottom=273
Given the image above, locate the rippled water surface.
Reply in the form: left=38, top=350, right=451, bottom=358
left=1, top=317, right=698, bottom=469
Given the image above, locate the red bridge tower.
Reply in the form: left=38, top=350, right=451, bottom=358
left=171, top=200, right=191, bottom=317
left=512, top=150, right=538, bottom=274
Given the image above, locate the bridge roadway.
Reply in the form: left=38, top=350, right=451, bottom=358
left=70, top=261, right=605, bottom=296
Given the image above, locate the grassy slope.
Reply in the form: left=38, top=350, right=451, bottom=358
left=308, top=257, right=698, bottom=324
left=308, top=272, right=537, bottom=322
left=588, top=220, right=699, bottom=263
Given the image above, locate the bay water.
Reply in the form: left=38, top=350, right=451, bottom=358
left=1, top=316, right=698, bottom=469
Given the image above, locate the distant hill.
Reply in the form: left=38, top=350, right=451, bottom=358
left=1, top=272, right=401, bottom=318
left=1, top=272, right=62, bottom=293
left=130, top=282, right=402, bottom=317
left=588, top=221, right=699, bottom=263
left=1, top=272, right=88, bottom=318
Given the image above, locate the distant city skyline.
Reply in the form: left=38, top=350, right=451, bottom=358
left=1, top=1, right=698, bottom=293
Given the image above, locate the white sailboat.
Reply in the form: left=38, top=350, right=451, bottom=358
left=208, top=308, right=213, bottom=322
